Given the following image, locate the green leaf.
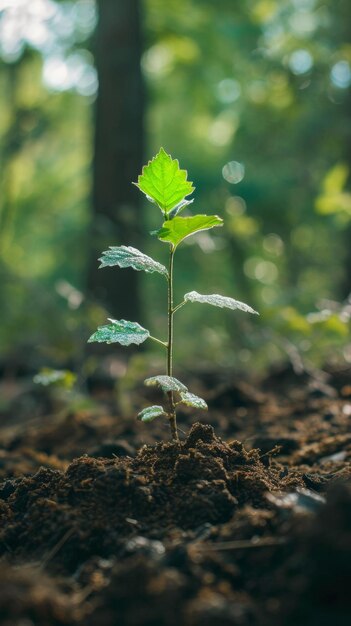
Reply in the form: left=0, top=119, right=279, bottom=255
left=137, top=405, right=166, bottom=423
left=184, top=291, right=259, bottom=315
left=134, top=148, right=194, bottom=215
left=179, top=391, right=208, bottom=410
left=88, top=319, right=150, bottom=346
left=156, top=215, right=223, bottom=248
left=144, top=375, right=188, bottom=393
left=99, top=246, right=168, bottom=277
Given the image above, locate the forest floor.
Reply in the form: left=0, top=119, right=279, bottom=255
left=0, top=361, right=351, bottom=626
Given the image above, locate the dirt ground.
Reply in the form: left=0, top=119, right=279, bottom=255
left=0, top=362, right=351, bottom=626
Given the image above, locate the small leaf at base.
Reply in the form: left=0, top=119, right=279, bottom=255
left=137, top=405, right=166, bottom=423
left=144, top=375, right=188, bottom=393
left=99, top=246, right=168, bottom=277
left=184, top=291, right=258, bottom=315
left=88, top=319, right=150, bottom=346
left=179, top=391, right=208, bottom=410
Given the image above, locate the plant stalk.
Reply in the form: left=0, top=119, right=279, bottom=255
left=167, top=245, right=178, bottom=441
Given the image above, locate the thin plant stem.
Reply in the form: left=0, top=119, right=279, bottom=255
left=167, top=244, right=178, bottom=441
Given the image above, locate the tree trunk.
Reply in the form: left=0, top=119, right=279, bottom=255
left=88, top=0, right=144, bottom=321
left=340, top=1, right=351, bottom=300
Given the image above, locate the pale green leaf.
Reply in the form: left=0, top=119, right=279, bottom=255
left=184, top=291, right=259, bottom=315
left=137, top=405, right=166, bottom=423
left=156, top=215, right=223, bottom=248
left=134, top=148, right=194, bottom=214
left=144, top=375, right=188, bottom=393
left=179, top=391, right=208, bottom=410
left=88, top=319, right=150, bottom=346
left=99, top=246, right=168, bottom=277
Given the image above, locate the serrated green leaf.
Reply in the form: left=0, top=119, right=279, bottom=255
left=184, top=291, right=259, bottom=315
left=179, top=391, right=208, bottom=410
left=134, top=148, right=194, bottom=214
left=88, top=319, right=150, bottom=346
left=99, top=246, right=168, bottom=277
left=137, top=405, right=166, bottom=423
left=156, top=215, right=223, bottom=248
left=144, top=375, right=188, bottom=393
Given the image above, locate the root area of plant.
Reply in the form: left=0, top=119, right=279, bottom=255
left=0, top=364, right=351, bottom=625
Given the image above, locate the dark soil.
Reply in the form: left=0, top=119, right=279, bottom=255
left=0, top=363, right=351, bottom=625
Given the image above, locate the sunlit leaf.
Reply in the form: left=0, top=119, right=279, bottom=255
left=179, top=391, right=207, bottom=410
left=88, top=319, right=150, bottom=346
left=144, top=375, right=188, bottom=393
left=137, top=405, right=166, bottom=422
left=156, top=215, right=223, bottom=248
left=184, top=291, right=259, bottom=314
left=99, top=246, right=168, bottom=277
left=134, top=147, right=194, bottom=214
left=33, top=368, right=77, bottom=389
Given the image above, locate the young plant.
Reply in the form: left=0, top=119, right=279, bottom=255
left=88, top=148, right=258, bottom=440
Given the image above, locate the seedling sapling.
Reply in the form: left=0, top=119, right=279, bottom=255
left=88, top=149, right=258, bottom=441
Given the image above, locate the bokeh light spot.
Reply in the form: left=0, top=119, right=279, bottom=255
left=225, top=196, right=246, bottom=216
left=216, top=78, right=241, bottom=104
left=289, top=49, right=313, bottom=74
left=263, top=233, right=284, bottom=256
left=244, top=257, right=278, bottom=284
left=208, top=112, right=238, bottom=146
left=142, top=44, right=174, bottom=77
left=42, top=52, right=98, bottom=95
left=222, top=161, right=245, bottom=184
left=331, top=61, right=351, bottom=89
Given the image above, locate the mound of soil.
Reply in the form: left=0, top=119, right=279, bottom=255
left=1, top=366, right=351, bottom=626
left=0, top=423, right=302, bottom=572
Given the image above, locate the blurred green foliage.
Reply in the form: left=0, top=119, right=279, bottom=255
left=0, top=0, right=350, bottom=372
left=33, top=367, right=77, bottom=388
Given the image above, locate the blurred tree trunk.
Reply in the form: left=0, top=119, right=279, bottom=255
left=87, top=0, right=144, bottom=320
left=336, top=0, right=351, bottom=299
left=343, top=96, right=351, bottom=300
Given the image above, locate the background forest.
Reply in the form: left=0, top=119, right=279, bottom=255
left=0, top=0, right=350, bottom=379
